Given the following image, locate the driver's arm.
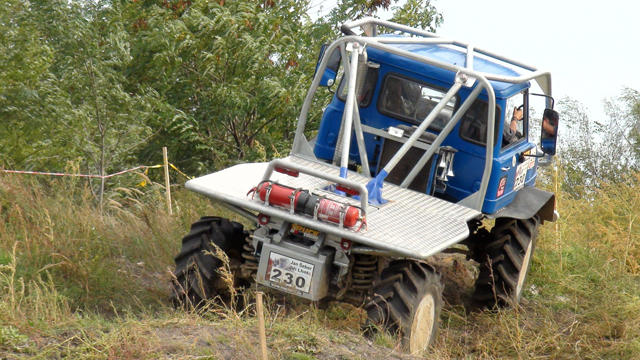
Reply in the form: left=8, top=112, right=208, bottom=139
left=542, top=118, right=555, bottom=135
left=511, top=106, right=523, bottom=133
left=503, top=106, right=523, bottom=144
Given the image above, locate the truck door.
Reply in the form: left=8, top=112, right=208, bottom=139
left=493, top=91, right=537, bottom=210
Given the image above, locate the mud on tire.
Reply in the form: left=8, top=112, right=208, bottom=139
left=472, top=216, right=541, bottom=308
left=170, top=217, right=249, bottom=308
left=364, top=260, right=444, bottom=354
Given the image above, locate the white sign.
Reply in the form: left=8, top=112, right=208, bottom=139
left=266, top=252, right=314, bottom=293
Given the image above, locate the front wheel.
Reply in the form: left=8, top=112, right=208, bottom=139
left=364, top=260, right=444, bottom=355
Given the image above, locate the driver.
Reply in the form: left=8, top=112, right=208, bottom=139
left=503, top=106, right=523, bottom=145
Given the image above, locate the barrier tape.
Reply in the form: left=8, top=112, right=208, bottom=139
left=169, top=164, right=193, bottom=180
left=0, top=163, right=193, bottom=181
left=0, top=166, right=147, bottom=179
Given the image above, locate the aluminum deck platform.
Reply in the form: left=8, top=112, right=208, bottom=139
left=186, top=155, right=481, bottom=259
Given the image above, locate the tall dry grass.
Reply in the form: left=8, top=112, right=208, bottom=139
left=428, top=173, right=640, bottom=359
left=0, top=171, right=639, bottom=359
left=0, top=173, right=216, bottom=321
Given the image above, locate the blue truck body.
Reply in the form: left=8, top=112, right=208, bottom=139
left=313, top=39, right=539, bottom=214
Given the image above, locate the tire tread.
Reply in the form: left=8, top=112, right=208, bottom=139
left=170, top=217, right=247, bottom=307
left=471, top=216, right=540, bottom=308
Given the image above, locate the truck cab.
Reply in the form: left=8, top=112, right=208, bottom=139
left=313, top=37, right=548, bottom=214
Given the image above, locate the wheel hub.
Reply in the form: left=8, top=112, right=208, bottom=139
left=515, top=240, right=534, bottom=301
left=409, top=293, right=436, bottom=354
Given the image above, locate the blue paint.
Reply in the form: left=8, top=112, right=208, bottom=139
left=339, top=167, right=348, bottom=178
left=330, top=167, right=349, bottom=196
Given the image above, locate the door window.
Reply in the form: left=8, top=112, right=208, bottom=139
left=378, top=75, right=457, bottom=132
left=502, top=92, right=526, bottom=148
left=459, top=100, right=501, bottom=147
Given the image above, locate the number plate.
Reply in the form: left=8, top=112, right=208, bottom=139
left=513, top=158, right=533, bottom=191
left=265, top=252, right=314, bottom=293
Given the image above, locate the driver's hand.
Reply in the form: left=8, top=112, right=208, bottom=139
left=512, top=106, right=523, bottom=121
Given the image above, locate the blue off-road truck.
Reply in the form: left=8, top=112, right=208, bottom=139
left=170, top=18, right=559, bottom=354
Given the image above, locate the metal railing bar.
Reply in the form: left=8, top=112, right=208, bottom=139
left=360, top=125, right=432, bottom=151
left=339, top=44, right=361, bottom=177
left=343, top=17, right=540, bottom=72
left=350, top=96, right=372, bottom=178
left=378, top=80, right=463, bottom=176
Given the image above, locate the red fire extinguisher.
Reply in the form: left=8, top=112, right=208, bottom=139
left=251, top=182, right=362, bottom=228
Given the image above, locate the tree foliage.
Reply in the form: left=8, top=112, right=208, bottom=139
left=124, top=0, right=316, bottom=172
left=0, top=0, right=61, bottom=168
left=2, top=0, right=640, bottom=208
left=557, top=89, right=640, bottom=197
left=1, top=0, right=445, bottom=202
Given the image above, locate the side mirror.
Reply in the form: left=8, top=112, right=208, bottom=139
left=540, top=108, right=559, bottom=155
left=314, top=44, right=341, bottom=87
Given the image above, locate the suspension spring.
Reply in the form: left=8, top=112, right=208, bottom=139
left=241, top=231, right=259, bottom=279
left=350, top=255, right=377, bottom=292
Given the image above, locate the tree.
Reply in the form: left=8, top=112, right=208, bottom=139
left=0, top=0, right=67, bottom=170
left=29, top=0, right=178, bottom=208
left=610, top=87, right=640, bottom=161
left=2, top=0, right=445, bottom=185
left=125, top=0, right=445, bottom=174
left=124, top=0, right=317, bottom=174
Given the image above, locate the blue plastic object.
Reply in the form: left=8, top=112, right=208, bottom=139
left=366, top=170, right=389, bottom=205
left=354, top=170, right=388, bottom=205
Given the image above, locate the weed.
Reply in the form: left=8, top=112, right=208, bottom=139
left=1, top=172, right=639, bottom=358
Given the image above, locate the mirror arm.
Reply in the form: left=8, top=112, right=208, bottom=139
left=523, top=153, right=546, bottom=158
left=327, top=83, right=335, bottom=94
left=530, top=93, right=555, bottom=109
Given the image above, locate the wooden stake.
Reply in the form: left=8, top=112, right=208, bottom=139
left=163, top=147, right=172, bottom=215
left=256, top=292, right=268, bottom=360
left=555, top=156, right=558, bottom=232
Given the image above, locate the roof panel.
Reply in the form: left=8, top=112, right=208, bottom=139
left=372, top=36, right=528, bottom=96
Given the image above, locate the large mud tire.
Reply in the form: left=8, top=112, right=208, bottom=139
left=364, top=261, right=444, bottom=355
left=170, top=217, right=248, bottom=308
left=472, top=216, right=541, bottom=308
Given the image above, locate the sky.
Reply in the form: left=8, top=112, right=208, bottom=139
left=309, top=0, right=640, bottom=120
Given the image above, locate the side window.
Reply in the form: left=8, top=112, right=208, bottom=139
left=502, top=92, right=526, bottom=148
left=337, top=64, right=379, bottom=108
left=378, top=75, right=457, bottom=132
left=459, top=100, right=501, bottom=147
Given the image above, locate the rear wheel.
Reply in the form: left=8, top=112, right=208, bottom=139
left=364, top=260, right=444, bottom=355
left=472, top=216, right=541, bottom=308
left=170, top=217, right=250, bottom=308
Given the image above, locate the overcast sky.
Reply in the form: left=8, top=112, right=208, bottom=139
left=309, top=0, right=640, bottom=120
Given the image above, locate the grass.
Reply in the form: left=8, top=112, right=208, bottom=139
left=0, top=171, right=639, bottom=359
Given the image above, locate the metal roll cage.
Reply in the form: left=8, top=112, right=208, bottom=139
left=289, top=17, right=553, bottom=212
